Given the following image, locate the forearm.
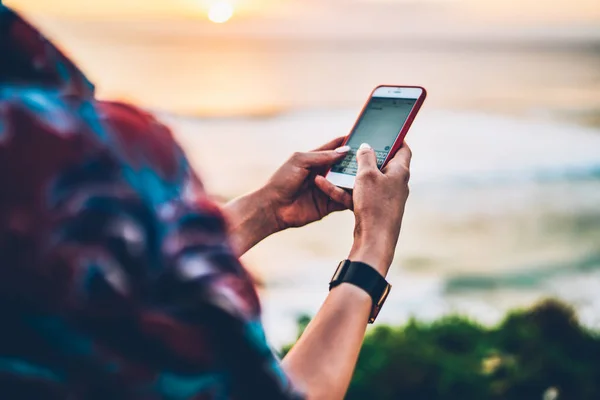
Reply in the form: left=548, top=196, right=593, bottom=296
left=281, top=284, right=371, bottom=400
left=224, top=189, right=279, bottom=256
left=282, top=243, right=392, bottom=400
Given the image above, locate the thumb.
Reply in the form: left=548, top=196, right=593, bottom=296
left=356, top=143, right=378, bottom=174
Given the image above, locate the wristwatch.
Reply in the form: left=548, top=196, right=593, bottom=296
left=329, top=259, right=391, bottom=323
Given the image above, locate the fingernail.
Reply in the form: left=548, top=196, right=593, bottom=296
left=359, top=143, right=371, bottom=150
left=335, top=145, right=351, bottom=153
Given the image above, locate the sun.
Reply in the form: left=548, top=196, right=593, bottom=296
left=208, top=1, right=234, bottom=24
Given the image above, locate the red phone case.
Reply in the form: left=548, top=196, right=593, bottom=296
left=331, top=85, right=427, bottom=171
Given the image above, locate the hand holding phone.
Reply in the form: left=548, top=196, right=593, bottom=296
left=326, top=85, right=426, bottom=189
left=346, top=143, right=412, bottom=275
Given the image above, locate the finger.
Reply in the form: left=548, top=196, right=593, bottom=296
left=290, top=149, right=349, bottom=169
left=356, top=143, right=379, bottom=175
left=312, top=136, right=347, bottom=152
left=383, top=143, right=412, bottom=183
left=383, top=142, right=412, bottom=173
left=315, top=175, right=353, bottom=210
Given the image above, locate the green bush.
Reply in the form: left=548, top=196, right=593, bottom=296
left=282, top=300, right=600, bottom=399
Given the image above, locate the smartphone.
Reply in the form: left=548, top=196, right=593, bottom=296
left=326, top=85, right=426, bottom=189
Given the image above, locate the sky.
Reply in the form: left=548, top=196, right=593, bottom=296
left=5, top=0, right=600, bottom=24
left=4, top=0, right=598, bottom=46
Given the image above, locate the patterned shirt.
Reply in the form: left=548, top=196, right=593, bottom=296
left=0, top=4, right=299, bottom=399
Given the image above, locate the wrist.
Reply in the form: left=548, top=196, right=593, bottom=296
left=348, top=238, right=395, bottom=277
left=224, top=188, right=280, bottom=255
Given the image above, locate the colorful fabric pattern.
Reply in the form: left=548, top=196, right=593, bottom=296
left=0, top=4, right=299, bottom=399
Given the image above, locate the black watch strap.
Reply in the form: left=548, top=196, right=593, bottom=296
left=329, top=260, right=391, bottom=323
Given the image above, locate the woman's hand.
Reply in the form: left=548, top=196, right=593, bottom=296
left=225, top=137, right=354, bottom=256
left=347, top=143, right=412, bottom=276
left=264, top=136, right=354, bottom=230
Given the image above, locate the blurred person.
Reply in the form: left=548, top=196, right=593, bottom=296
left=0, top=5, right=411, bottom=400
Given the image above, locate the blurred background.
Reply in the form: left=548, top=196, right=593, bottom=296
left=8, top=0, right=600, bottom=348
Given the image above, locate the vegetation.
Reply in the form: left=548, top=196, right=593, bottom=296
left=282, top=300, right=600, bottom=399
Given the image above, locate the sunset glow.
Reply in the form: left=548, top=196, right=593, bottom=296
left=208, top=1, right=234, bottom=23
left=5, top=0, right=600, bottom=25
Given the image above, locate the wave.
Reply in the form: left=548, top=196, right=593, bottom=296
left=445, top=251, right=600, bottom=292
left=413, top=163, right=600, bottom=188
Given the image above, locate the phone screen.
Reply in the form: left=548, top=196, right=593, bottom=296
left=331, top=97, right=417, bottom=176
